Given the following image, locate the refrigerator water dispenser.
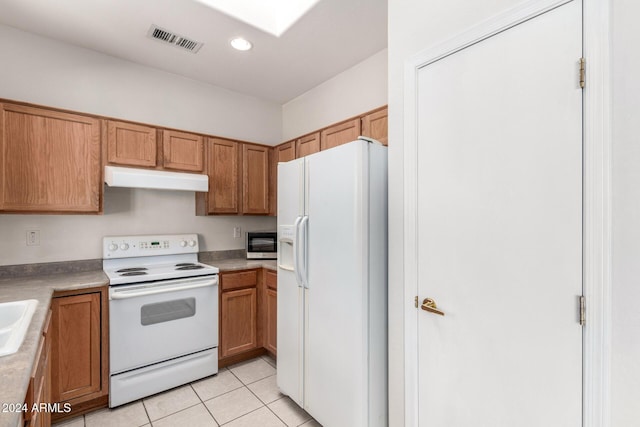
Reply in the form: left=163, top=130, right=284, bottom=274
left=278, top=225, right=295, bottom=271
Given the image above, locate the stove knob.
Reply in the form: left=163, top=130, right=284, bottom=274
left=180, top=240, right=187, bottom=248
left=120, top=243, right=129, bottom=251
left=108, top=243, right=118, bottom=252
left=188, top=240, right=197, bottom=247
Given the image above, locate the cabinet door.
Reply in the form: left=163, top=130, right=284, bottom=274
left=296, top=132, right=320, bottom=158
left=0, top=103, right=101, bottom=213
left=265, top=288, right=277, bottom=356
left=320, top=118, right=360, bottom=151
left=277, top=141, right=296, bottom=162
left=220, top=288, right=257, bottom=357
left=207, top=138, right=240, bottom=214
left=361, top=107, right=388, bottom=146
left=106, top=120, right=157, bottom=167
left=271, top=142, right=296, bottom=216
left=242, top=144, right=270, bottom=214
left=51, top=293, right=101, bottom=402
left=162, top=130, right=204, bottom=172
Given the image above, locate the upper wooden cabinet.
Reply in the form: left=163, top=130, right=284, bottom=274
left=161, top=129, right=204, bottom=172
left=0, top=103, right=101, bottom=213
left=296, top=132, right=320, bottom=158
left=198, top=139, right=270, bottom=215
left=106, top=120, right=157, bottom=167
left=206, top=138, right=241, bottom=214
left=243, top=144, right=270, bottom=215
left=276, top=141, right=296, bottom=162
left=106, top=124, right=204, bottom=172
left=361, top=107, right=388, bottom=146
left=320, top=118, right=360, bottom=151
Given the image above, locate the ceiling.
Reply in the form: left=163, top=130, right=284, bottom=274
left=0, top=0, right=387, bottom=104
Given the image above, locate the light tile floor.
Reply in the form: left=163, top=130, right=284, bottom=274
left=53, top=355, right=322, bottom=427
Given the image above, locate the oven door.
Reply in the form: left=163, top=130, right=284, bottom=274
left=109, top=275, right=218, bottom=374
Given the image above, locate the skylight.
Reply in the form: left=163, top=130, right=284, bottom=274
left=195, top=0, right=320, bottom=37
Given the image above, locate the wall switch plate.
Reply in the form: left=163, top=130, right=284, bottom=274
left=26, top=230, right=40, bottom=246
left=233, top=227, right=242, bottom=239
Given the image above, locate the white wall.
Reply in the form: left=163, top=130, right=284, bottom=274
left=612, top=0, right=640, bottom=425
left=0, top=24, right=278, bottom=266
left=281, top=49, right=387, bottom=141
left=0, top=25, right=282, bottom=145
left=0, top=187, right=276, bottom=265
left=389, top=1, right=639, bottom=426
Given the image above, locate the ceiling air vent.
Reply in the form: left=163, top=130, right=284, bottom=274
left=147, top=25, right=203, bottom=53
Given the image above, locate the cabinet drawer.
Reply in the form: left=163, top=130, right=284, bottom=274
left=220, top=270, right=258, bottom=291
left=265, top=270, right=277, bottom=290
left=25, top=335, right=46, bottom=420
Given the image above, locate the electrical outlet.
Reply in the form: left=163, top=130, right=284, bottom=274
left=26, top=230, right=40, bottom=246
left=233, top=227, right=242, bottom=239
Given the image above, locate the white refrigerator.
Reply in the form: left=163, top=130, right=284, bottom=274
left=277, top=139, right=388, bottom=427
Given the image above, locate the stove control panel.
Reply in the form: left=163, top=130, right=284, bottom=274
left=103, top=234, right=199, bottom=258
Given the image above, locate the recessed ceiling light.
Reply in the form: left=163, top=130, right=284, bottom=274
left=230, top=37, right=253, bottom=51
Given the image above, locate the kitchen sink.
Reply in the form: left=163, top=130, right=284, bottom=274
left=0, top=299, right=38, bottom=357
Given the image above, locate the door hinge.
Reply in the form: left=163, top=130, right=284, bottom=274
left=415, top=296, right=418, bottom=308
left=579, top=295, right=586, bottom=326
left=579, top=57, right=586, bottom=89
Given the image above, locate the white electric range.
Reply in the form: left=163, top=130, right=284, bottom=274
left=103, top=234, right=219, bottom=408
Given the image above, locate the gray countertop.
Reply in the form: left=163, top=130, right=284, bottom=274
left=207, top=259, right=277, bottom=272
left=0, top=258, right=276, bottom=427
left=0, top=270, right=109, bottom=427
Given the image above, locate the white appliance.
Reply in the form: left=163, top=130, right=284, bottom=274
left=277, top=139, right=388, bottom=427
left=104, top=165, right=209, bottom=192
left=103, top=234, right=219, bottom=408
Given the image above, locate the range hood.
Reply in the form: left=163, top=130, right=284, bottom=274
left=104, top=166, right=208, bottom=192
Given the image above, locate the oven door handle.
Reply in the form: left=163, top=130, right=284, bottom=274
left=110, top=278, right=218, bottom=300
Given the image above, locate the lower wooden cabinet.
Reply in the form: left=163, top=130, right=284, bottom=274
left=50, top=287, right=109, bottom=422
left=220, top=288, right=258, bottom=358
left=24, top=309, right=52, bottom=427
left=264, top=269, right=278, bottom=357
left=218, top=268, right=277, bottom=367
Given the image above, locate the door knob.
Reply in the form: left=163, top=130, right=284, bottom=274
left=421, top=298, right=445, bottom=316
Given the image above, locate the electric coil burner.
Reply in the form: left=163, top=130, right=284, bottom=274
left=103, top=234, right=219, bottom=408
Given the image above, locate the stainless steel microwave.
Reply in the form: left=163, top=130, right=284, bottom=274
left=246, top=231, right=277, bottom=260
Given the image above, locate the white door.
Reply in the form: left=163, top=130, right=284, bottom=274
left=412, top=1, right=583, bottom=425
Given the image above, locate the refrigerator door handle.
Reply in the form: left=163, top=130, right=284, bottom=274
left=293, top=216, right=303, bottom=287
left=300, top=216, right=309, bottom=288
